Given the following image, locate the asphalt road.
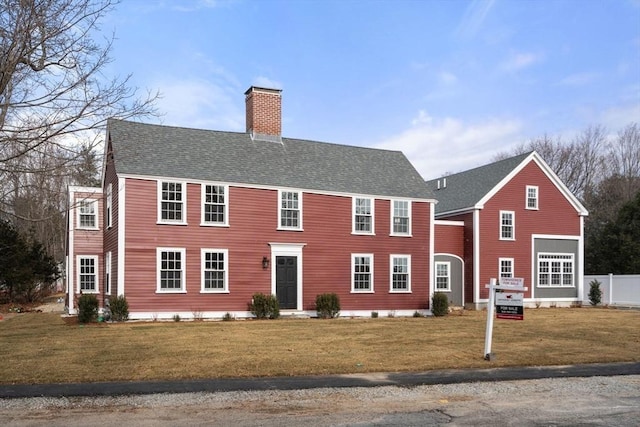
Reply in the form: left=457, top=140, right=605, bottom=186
left=1, top=363, right=639, bottom=426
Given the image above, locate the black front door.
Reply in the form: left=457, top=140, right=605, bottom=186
left=276, top=256, right=297, bottom=309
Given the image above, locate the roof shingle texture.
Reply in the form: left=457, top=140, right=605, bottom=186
left=108, top=119, right=434, bottom=199
left=425, top=152, right=532, bottom=215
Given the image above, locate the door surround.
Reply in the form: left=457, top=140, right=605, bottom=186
left=268, top=242, right=305, bottom=311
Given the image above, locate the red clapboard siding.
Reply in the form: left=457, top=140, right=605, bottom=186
left=121, top=178, right=432, bottom=313
left=103, top=141, right=119, bottom=297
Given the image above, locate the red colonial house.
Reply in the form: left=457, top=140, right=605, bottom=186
left=426, top=152, right=588, bottom=309
left=68, top=87, right=437, bottom=319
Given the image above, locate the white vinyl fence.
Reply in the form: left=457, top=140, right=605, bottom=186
left=583, top=274, right=640, bottom=306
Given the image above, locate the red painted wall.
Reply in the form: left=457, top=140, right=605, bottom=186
left=122, top=178, right=433, bottom=313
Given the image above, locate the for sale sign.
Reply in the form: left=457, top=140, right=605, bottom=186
left=496, top=292, right=524, bottom=320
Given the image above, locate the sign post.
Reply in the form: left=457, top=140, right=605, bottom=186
left=484, top=278, right=528, bottom=361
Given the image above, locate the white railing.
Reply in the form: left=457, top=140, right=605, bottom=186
left=583, top=274, right=640, bottom=306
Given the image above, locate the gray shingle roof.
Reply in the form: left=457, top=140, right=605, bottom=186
left=425, top=152, right=532, bottom=215
left=107, top=119, right=434, bottom=200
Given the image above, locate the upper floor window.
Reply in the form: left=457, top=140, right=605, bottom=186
left=526, top=185, right=539, bottom=210
left=106, top=184, right=113, bottom=228
left=77, top=199, right=98, bottom=229
left=435, top=261, right=450, bottom=291
left=201, top=249, right=229, bottom=293
left=499, top=258, right=514, bottom=279
left=390, top=255, right=411, bottom=292
left=353, top=197, right=374, bottom=234
left=77, top=255, right=98, bottom=293
left=202, top=184, right=228, bottom=226
left=279, top=190, right=302, bottom=230
left=538, top=253, right=574, bottom=287
left=500, top=211, right=515, bottom=240
left=158, top=181, right=186, bottom=224
left=391, top=200, right=411, bottom=236
left=352, top=254, right=373, bottom=292
left=157, top=248, right=186, bottom=292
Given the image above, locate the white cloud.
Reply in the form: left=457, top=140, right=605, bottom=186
left=375, top=111, right=523, bottom=179
left=153, top=78, right=244, bottom=131
left=600, top=103, right=640, bottom=130
left=439, top=71, right=458, bottom=85
left=456, top=0, right=496, bottom=39
left=252, top=76, right=283, bottom=90
left=500, top=52, right=543, bottom=72
left=558, top=72, right=598, bottom=86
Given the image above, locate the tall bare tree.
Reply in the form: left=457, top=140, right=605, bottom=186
left=0, top=0, right=157, bottom=263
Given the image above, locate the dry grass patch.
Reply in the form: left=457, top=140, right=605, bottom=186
left=0, top=308, right=638, bottom=384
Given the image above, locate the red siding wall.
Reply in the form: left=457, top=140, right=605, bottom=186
left=439, top=212, right=474, bottom=303
left=477, top=161, right=581, bottom=299
left=434, top=223, right=464, bottom=257
left=122, top=178, right=432, bottom=314
left=103, top=141, right=119, bottom=299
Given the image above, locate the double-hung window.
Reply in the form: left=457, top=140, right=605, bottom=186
left=104, top=251, right=111, bottom=295
left=526, top=185, right=538, bottom=210
left=157, top=248, right=186, bottom=292
left=391, top=200, right=411, bottom=236
left=77, top=199, right=97, bottom=229
left=201, top=249, right=229, bottom=292
left=202, top=184, right=228, bottom=226
left=390, top=255, right=411, bottom=292
left=538, top=253, right=574, bottom=287
left=158, top=181, right=186, bottom=224
left=435, top=261, right=450, bottom=291
left=77, top=256, right=98, bottom=293
left=353, top=197, right=374, bottom=234
left=279, top=190, right=302, bottom=230
left=352, top=254, right=373, bottom=292
left=500, top=211, right=515, bottom=240
left=499, top=258, right=514, bottom=279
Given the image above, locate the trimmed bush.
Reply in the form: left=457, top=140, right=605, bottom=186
left=110, top=295, right=129, bottom=322
left=432, top=292, right=449, bottom=317
left=249, top=293, right=280, bottom=319
left=77, top=294, right=98, bottom=323
left=589, top=280, right=602, bottom=306
left=315, top=293, right=340, bottom=319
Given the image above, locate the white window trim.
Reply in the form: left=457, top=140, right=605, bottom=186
left=526, top=185, right=539, bottom=210
left=351, top=253, right=374, bottom=293
left=105, top=251, right=111, bottom=295
left=435, top=261, right=451, bottom=292
left=499, top=257, right=514, bottom=279
left=200, top=248, right=229, bottom=293
left=106, top=183, right=113, bottom=229
left=156, top=247, right=187, bottom=293
left=200, top=183, right=229, bottom=227
left=352, top=196, right=375, bottom=235
left=76, top=199, right=99, bottom=230
left=390, top=199, right=412, bottom=237
left=537, top=253, right=575, bottom=288
left=77, top=255, right=99, bottom=294
left=277, top=190, right=303, bottom=231
left=389, top=254, right=411, bottom=293
left=157, top=180, right=188, bottom=225
left=499, top=210, right=515, bottom=241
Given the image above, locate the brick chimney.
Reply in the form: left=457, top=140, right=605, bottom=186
left=245, top=86, right=282, bottom=142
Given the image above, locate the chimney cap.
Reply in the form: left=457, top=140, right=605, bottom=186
left=244, top=86, right=282, bottom=95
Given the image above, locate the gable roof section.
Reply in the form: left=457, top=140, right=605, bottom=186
left=106, top=119, right=434, bottom=200
left=426, top=151, right=588, bottom=216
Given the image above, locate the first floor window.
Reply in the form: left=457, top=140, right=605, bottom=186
left=158, top=248, right=186, bottom=292
left=499, top=258, right=514, bottom=279
left=104, top=251, right=111, bottom=295
left=159, top=181, right=185, bottom=223
left=352, top=254, right=373, bottom=292
left=279, top=190, right=301, bottom=229
left=390, top=255, right=410, bottom=292
left=201, top=249, right=228, bottom=292
left=392, top=200, right=411, bottom=235
left=435, top=261, right=450, bottom=291
left=500, top=211, right=514, bottom=240
left=538, top=254, right=574, bottom=287
left=78, top=256, right=98, bottom=292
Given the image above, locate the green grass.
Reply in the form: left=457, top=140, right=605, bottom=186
left=0, top=308, right=638, bottom=384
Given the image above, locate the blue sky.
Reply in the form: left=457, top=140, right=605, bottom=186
left=104, top=0, right=640, bottom=179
